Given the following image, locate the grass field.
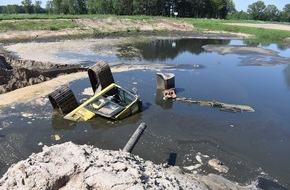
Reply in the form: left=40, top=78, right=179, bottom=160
left=186, top=18, right=290, bottom=43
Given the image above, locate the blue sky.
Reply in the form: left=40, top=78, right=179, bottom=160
left=0, top=0, right=288, bottom=11
left=233, top=0, right=288, bottom=11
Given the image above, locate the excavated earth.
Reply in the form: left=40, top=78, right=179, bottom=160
left=0, top=55, right=86, bottom=94
left=0, top=142, right=257, bottom=190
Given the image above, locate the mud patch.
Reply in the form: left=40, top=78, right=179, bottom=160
left=202, top=45, right=290, bottom=66
left=202, top=45, right=279, bottom=56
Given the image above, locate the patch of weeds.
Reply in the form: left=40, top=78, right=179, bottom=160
left=49, top=26, right=58, bottom=31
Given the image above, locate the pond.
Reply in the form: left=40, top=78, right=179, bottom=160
left=1, top=38, right=290, bottom=188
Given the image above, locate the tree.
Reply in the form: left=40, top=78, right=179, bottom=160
left=228, top=10, right=250, bottom=20
left=218, top=0, right=229, bottom=19
left=226, top=0, right=236, bottom=14
left=46, top=0, right=54, bottom=14
left=52, top=0, right=62, bottom=14
left=264, top=5, right=280, bottom=21
left=37, top=0, right=239, bottom=18
left=247, top=1, right=266, bottom=20
left=21, top=0, right=33, bottom=14
left=87, top=0, right=95, bottom=14
left=281, top=3, right=290, bottom=22
left=61, top=0, right=72, bottom=14
left=76, top=0, right=87, bottom=14
left=34, top=0, right=42, bottom=13
left=2, top=5, right=20, bottom=14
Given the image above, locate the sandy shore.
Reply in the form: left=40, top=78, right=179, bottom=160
left=4, top=38, right=123, bottom=64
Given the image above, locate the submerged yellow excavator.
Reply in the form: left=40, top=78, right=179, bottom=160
left=48, top=61, right=142, bottom=121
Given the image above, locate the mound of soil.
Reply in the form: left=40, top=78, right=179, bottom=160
left=0, top=142, right=257, bottom=190
left=0, top=55, right=86, bottom=94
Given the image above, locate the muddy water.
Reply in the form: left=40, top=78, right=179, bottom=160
left=1, top=38, right=290, bottom=188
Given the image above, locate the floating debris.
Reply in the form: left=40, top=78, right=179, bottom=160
left=183, top=164, right=202, bottom=171
left=196, top=154, right=203, bottom=164
left=34, top=97, right=49, bottom=106
left=208, top=158, right=229, bottom=173
left=163, top=88, right=177, bottom=100
left=53, top=134, right=61, bottom=141
left=175, top=97, right=255, bottom=113
left=82, top=87, right=94, bottom=96
left=22, top=113, right=33, bottom=118
left=195, top=152, right=209, bottom=165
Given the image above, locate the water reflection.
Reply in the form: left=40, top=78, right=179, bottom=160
left=242, top=40, right=288, bottom=51
left=155, top=89, right=173, bottom=109
left=117, top=39, right=231, bottom=61
left=284, top=64, right=290, bottom=89
left=51, top=109, right=143, bottom=130
left=241, top=56, right=290, bottom=66
left=88, top=112, right=142, bottom=129
left=51, top=110, right=76, bottom=130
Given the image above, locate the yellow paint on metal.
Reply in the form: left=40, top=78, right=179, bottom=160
left=64, top=83, right=118, bottom=121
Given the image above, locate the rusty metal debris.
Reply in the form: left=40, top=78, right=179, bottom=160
left=156, top=72, right=175, bottom=90
left=156, top=72, right=176, bottom=100
left=155, top=72, right=255, bottom=113
left=175, top=97, right=255, bottom=113
left=163, top=88, right=177, bottom=100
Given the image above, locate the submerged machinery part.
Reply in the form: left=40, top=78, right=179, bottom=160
left=88, top=61, right=115, bottom=93
left=175, top=97, right=255, bottom=113
left=48, top=86, right=79, bottom=114
left=156, top=72, right=175, bottom=90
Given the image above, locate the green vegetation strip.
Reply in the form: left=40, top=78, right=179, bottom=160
left=0, top=19, right=77, bottom=31
left=186, top=18, right=290, bottom=43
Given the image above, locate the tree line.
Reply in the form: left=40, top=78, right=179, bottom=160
left=0, top=0, right=290, bottom=22
left=229, top=1, right=290, bottom=22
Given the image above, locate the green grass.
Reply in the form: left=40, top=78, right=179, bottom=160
left=184, top=18, right=290, bottom=43
left=0, top=19, right=77, bottom=31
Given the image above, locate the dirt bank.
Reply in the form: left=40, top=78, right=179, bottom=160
left=0, top=18, right=196, bottom=42
left=0, top=55, right=86, bottom=94
left=0, top=142, right=257, bottom=190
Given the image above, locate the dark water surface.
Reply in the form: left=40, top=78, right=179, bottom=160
left=1, top=38, right=290, bottom=188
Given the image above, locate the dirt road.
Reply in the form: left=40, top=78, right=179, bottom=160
left=225, top=23, right=290, bottom=32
